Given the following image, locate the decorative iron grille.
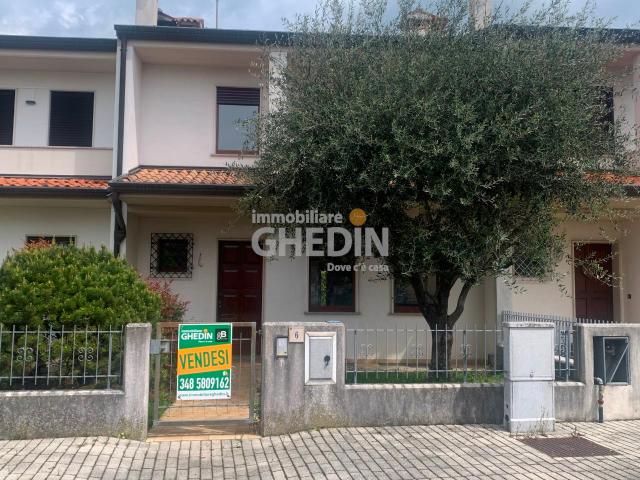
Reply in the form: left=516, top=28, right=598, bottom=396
left=150, top=233, right=193, bottom=279
left=513, top=254, right=547, bottom=278
left=0, top=325, right=123, bottom=390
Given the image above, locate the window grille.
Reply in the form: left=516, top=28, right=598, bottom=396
left=150, top=233, right=193, bottom=279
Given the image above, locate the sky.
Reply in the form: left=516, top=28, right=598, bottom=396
left=0, top=0, right=638, bottom=38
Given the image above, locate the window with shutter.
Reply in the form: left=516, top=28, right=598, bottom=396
left=49, top=91, right=94, bottom=147
left=0, top=90, right=15, bottom=146
left=216, top=86, right=260, bottom=153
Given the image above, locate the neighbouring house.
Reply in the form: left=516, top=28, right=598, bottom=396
left=1, top=0, right=640, bottom=340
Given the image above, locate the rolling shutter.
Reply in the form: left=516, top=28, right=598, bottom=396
left=49, top=91, right=94, bottom=147
left=0, top=90, right=15, bottom=145
left=217, top=87, right=260, bottom=106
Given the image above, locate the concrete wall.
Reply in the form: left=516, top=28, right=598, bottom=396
left=0, top=69, right=115, bottom=176
left=0, top=200, right=111, bottom=259
left=0, top=323, right=151, bottom=441
left=575, top=324, right=640, bottom=421
left=121, top=60, right=261, bottom=172
left=126, top=208, right=493, bottom=331
left=0, top=200, right=111, bottom=262
left=509, top=219, right=640, bottom=323
left=261, top=322, right=503, bottom=436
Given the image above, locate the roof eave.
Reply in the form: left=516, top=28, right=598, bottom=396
left=114, top=25, right=290, bottom=46
left=0, top=187, right=109, bottom=198
left=108, top=182, right=252, bottom=195
left=0, top=35, right=117, bottom=52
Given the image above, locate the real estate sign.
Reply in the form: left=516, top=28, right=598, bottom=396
left=177, top=323, right=232, bottom=400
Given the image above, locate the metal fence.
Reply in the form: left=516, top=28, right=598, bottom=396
left=502, top=311, right=613, bottom=381
left=345, top=326, right=503, bottom=384
left=0, top=325, right=124, bottom=390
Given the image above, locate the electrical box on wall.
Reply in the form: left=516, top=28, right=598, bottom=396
left=305, top=331, right=337, bottom=385
left=594, top=336, right=630, bottom=385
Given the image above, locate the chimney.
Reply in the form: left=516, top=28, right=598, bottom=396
left=403, top=8, right=448, bottom=35
left=469, top=0, right=491, bottom=30
left=136, top=0, right=158, bottom=26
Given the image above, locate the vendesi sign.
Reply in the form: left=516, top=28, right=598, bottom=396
left=177, top=323, right=232, bottom=400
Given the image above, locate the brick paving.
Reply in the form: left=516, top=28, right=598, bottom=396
left=1, top=421, right=640, bottom=479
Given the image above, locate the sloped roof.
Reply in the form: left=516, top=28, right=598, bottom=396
left=0, top=175, right=109, bottom=196
left=109, top=166, right=251, bottom=195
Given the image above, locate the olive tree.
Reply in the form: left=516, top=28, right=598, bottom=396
left=241, top=0, right=635, bottom=367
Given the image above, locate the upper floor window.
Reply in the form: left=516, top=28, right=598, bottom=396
left=216, top=87, right=259, bottom=154
left=49, top=91, right=94, bottom=147
left=0, top=89, right=15, bottom=146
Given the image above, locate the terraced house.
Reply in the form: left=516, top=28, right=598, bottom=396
left=2, top=0, right=640, bottom=339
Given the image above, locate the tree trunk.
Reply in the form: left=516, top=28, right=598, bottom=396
left=429, top=322, right=454, bottom=374
left=410, top=272, right=475, bottom=378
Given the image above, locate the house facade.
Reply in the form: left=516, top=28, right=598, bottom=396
left=1, top=0, right=640, bottom=336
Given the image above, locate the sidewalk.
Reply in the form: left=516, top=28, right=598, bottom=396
left=1, top=421, right=639, bottom=479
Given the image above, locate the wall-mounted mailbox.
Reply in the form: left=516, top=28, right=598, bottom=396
left=305, top=331, right=337, bottom=384
left=594, top=336, right=630, bottom=385
left=275, top=337, right=288, bottom=358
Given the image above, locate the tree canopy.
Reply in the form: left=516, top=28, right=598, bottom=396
left=241, top=0, right=636, bottom=348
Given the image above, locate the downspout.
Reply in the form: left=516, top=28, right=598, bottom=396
left=111, top=36, right=128, bottom=256
left=111, top=192, right=127, bottom=258
left=115, top=36, right=127, bottom=177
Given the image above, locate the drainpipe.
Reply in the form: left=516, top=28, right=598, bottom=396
left=594, top=377, right=604, bottom=423
left=110, top=192, right=127, bottom=257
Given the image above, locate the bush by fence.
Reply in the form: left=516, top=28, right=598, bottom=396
left=0, top=243, right=161, bottom=328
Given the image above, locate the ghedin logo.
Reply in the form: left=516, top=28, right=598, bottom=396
left=251, top=208, right=389, bottom=272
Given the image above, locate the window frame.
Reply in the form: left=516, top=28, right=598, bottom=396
left=308, top=256, right=357, bottom=313
left=48, top=90, right=95, bottom=148
left=150, top=233, right=194, bottom=279
left=215, top=86, right=260, bottom=155
left=25, top=235, right=77, bottom=246
left=392, top=277, right=421, bottom=314
left=0, top=89, right=16, bottom=146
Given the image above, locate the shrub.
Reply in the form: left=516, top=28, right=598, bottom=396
left=145, top=279, right=189, bottom=322
left=0, top=243, right=161, bottom=328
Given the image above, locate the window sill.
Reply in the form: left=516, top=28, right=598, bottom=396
left=0, top=145, right=112, bottom=151
left=388, top=311, right=423, bottom=316
left=210, top=152, right=259, bottom=159
left=304, top=311, right=361, bottom=316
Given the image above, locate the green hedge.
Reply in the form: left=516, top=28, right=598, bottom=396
left=0, top=244, right=161, bottom=328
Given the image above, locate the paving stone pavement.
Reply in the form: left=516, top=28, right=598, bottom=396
left=1, top=421, right=640, bottom=479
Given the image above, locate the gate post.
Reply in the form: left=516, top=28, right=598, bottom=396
left=504, top=321, right=555, bottom=434
left=122, top=323, right=152, bottom=440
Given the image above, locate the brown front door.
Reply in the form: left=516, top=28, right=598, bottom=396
left=574, top=243, right=613, bottom=322
left=217, top=241, right=263, bottom=329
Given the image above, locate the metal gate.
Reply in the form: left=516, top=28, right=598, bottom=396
left=150, top=321, right=259, bottom=427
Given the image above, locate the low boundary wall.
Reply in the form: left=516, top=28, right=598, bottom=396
left=0, top=323, right=151, bottom=441
left=261, top=322, right=504, bottom=436
left=262, top=321, right=640, bottom=436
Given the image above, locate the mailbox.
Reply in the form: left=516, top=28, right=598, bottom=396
left=594, top=336, right=630, bottom=385
left=304, top=331, right=337, bottom=384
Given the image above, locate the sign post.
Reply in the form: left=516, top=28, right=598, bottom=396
left=177, top=323, right=232, bottom=400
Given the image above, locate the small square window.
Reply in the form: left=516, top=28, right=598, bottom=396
left=151, top=233, right=193, bottom=279
left=26, top=235, right=76, bottom=246
left=309, top=255, right=355, bottom=312
left=393, top=277, right=421, bottom=313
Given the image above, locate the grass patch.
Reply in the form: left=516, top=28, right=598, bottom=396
left=346, top=370, right=504, bottom=384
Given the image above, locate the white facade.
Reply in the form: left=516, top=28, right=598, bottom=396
left=0, top=24, right=640, bottom=333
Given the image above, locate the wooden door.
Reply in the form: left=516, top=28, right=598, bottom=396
left=217, top=241, right=263, bottom=329
left=574, top=243, right=613, bottom=322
